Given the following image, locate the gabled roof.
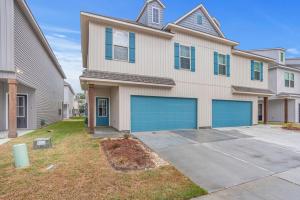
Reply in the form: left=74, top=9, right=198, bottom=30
left=174, top=4, right=225, bottom=38
left=64, top=81, right=75, bottom=95
left=17, top=0, right=66, bottom=79
left=136, top=0, right=166, bottom=21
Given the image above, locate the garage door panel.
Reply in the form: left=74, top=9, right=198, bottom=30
left=131, top=96, right=197, bottom=132
left=212, top=100, right=252, bottom=128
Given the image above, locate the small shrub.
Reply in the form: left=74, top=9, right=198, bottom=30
left=123, top=133, right=131, bottom=140
left=40, top=119, right=46, bottom=127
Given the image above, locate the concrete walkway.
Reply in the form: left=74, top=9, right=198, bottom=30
left=133, top=127, right=300, bottom=200
left=0, top=130, right=33, bottom=146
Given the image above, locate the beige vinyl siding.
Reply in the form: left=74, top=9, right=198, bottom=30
left=14, top=2, right=64, bottom=128
left=88, top=21, right=269, bottom=131
left=117, top=84, right=258, bottom=131
left=88, top=22, right=268, bottom=89
left=0, top=0, right=14, bottom=72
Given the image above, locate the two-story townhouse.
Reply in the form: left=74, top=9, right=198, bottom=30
left=0, top=0, right=66, bottom=138
left=250, top=48, right=300, bottom=123
left=63, top=81, right=75, bottom=119
left=80, top=0, right=274, bottom=134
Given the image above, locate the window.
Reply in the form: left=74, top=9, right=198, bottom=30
left=280, top=52, right=285, bottom=63
left=196, top=14, right=202, bottom=25
left=113, top=30, right=129, bottom=61
left=180, top=45, right=191, bottom=70
left=218, top=54, right=226, bottom=75
left=285, top=72, right=295, bottom=88
left=17, top=96, right=25, bottom=117
left=152, top=7, right=160, bottom=24
left=98, top=99, right=108, bottom=117
left=254, top=61, right=261, bottom=80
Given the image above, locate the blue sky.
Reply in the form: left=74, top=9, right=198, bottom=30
left=26, top=0, right=300, bottom=93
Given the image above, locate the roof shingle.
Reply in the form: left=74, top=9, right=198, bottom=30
left=80, top=70, right=176, bottom=86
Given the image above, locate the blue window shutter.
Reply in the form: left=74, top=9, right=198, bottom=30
left=214, top=52, right=218, bottom=75
left=260, top=62, right=263, bottom=81
left=191, top=46, right=195, bottom=72
left=174, top=43, right=180, bottom=69
left=129, top=32, right=136, bottom=63
left=226, top=54, right=230, bottom=77
left=105, top=27, right=113, bottom=60
left=251, top=60, right=254, bottom=80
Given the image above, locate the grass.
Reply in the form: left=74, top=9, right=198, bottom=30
left=0, top=118, right=207, bottom=200
left=282, top=123, right=300, bottom=130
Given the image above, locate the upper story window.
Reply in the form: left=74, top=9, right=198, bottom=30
left=113, top=30, right=129, bottom=61
left=152, top=7, right=160, bottom=24
left=180, top=45, right=191, bottom=70
left=280, top=52, right=285, bottom=63
left=196, top=14, right=202, bottom=25
left=218, top=54, right=226, bottom=75
left=285, top=72, right=294, bottom=88
left=253, top=61, right=261, bottom=80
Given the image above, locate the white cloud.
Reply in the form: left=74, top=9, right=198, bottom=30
left=287, top=48, right=300, bottom=55
left=45, top=34, right=83, bottom=93
left=41, top=25, right=80, bottom=34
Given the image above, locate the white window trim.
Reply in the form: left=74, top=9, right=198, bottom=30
left=97, top=98, right=108, bottom=117
left=253, top=61, right=261, bottom=81
left=285, top=72, right=295, bottom=88
left=179, top=45, right=191, bottom=70
left=196, top=14, right=202, bottom=25
left=152, top=7, right=160, bottom=24
left=280, top=52, right=285, bottom=63
left=112, top=30, right=129, bottom=62
left=17, top=96, right=25, bottom=117
left=218, top=53, right=227, bottom=76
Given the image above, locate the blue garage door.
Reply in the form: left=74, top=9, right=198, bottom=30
left=212, top=100, right=252, bottom=128
left=131, top=96, right=197, bottom=132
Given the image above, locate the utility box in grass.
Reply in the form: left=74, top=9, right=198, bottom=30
left=33, top=138, right=52, bottom=149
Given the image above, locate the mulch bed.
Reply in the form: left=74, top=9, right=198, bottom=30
left=101, top=138, right=156, bottom=171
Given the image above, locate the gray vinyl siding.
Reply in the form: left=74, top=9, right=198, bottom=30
left=177, top=9, right=220, bottom=37
left=138, top=1, right=164, bottom=29
left=14, top=2, right=64, bottom=128
left=0, top=82, right=6, bottom=131
left=0, top=0, right=15, bottom=72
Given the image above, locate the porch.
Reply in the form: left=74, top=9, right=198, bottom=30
left=0, top=78, right=35, bottom=138
left=259, top=93, right=300, bottom=123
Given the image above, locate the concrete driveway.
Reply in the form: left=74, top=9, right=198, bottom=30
left=133, top=126, right=300, bottom=200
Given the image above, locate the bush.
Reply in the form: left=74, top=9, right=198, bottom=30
left=123, top=133, right=131, bottom=140
left=84, top=118, right=88, bottom=125
left=40, top=119, right=46, bottom=127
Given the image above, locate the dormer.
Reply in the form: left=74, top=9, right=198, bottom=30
left=248, top=48, right=285, bottom=65
left=174, top=4, right=225, bottom=38
left=137, top=0, right=165, bottom=29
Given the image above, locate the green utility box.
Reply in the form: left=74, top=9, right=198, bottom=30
left=13, top=144, right=30, bottom=169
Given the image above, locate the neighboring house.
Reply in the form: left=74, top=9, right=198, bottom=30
left=0, top=0, right=66, bottom=138
left=250, top=48, right=300, bottom=123
left=63, top=81, right=75, bottom=119
left=80, top=1, right=274, bottom=133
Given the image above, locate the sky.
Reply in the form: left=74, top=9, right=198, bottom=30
left=26, top=0, right=300, bottom=93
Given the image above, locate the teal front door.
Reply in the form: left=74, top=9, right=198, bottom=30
left=96, top=97, right=109, bottom=126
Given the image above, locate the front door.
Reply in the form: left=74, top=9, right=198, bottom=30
left=96, top=97, right=109, bottom=126
left=17, top=95, right=27, bottom=129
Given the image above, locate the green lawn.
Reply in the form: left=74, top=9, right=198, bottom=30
left=0, top=118, right=207, bottom=200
